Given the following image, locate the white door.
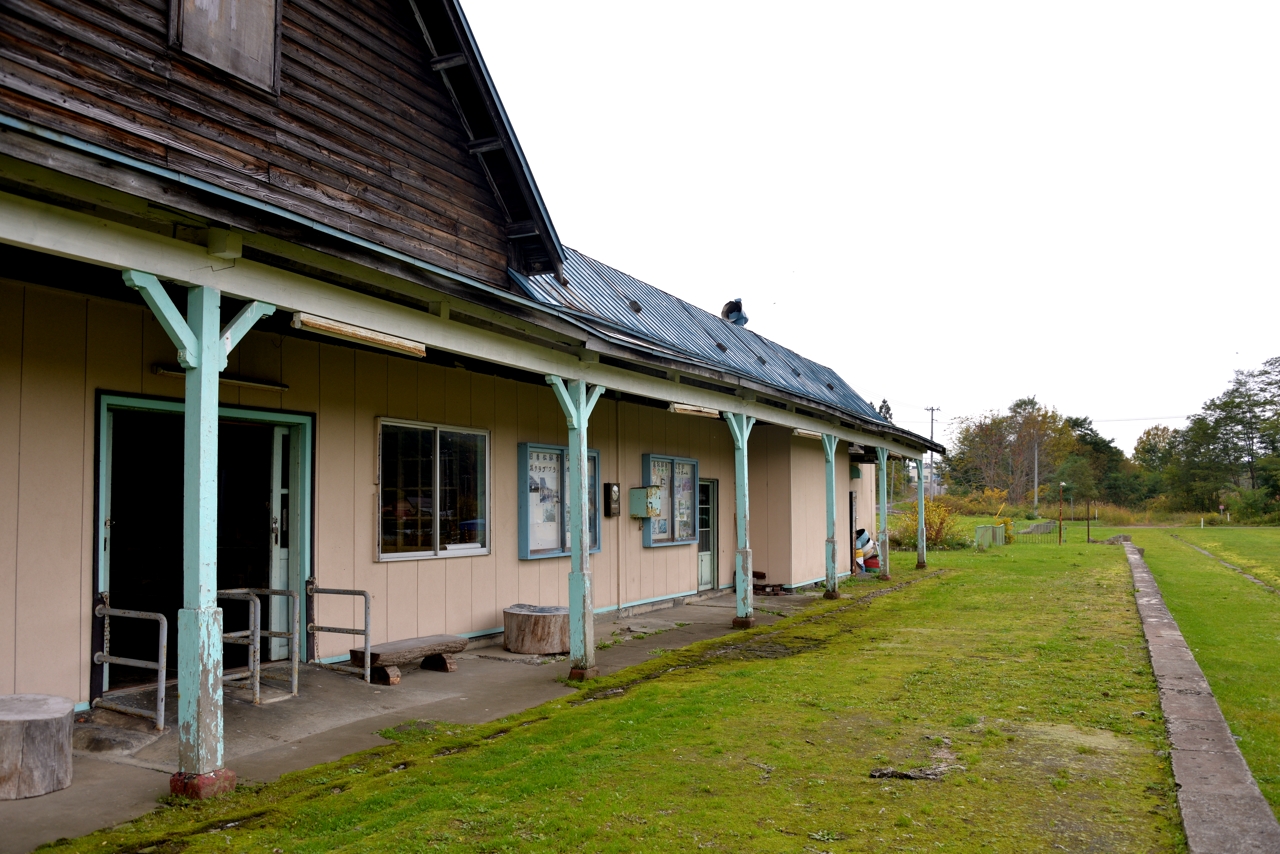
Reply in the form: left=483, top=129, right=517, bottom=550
left=268, top=426, right=290, bottom=660
left=697, top=480, right=717, bottom=590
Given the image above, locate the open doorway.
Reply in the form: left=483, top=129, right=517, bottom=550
left=95, top=397, right=312, bottom=696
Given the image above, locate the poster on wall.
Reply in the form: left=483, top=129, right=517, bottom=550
left=650, top=457, right=672, bottom=541
left=527, top=449, right=562, bottom=552
left=674, top=461, right=695, bottom=540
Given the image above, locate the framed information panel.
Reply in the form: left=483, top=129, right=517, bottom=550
left=641, top=454, right=699, bottom=547
left=518, top=443, right=602, bottom=559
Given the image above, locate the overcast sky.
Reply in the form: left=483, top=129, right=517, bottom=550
left=464, top=1, right=1280, bottom=454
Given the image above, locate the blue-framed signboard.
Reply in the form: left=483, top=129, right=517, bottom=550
left=518, top=443, right=602, bottom=559
left=641, top=453, right=699, bottom=547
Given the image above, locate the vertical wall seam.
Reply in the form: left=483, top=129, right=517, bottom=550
left=78, top=297, right=89, bottom=699
left=9, top=287, right=25, bottom=693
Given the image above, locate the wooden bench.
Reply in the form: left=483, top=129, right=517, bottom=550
left=350, top=634, right=468, bottom=684
left=0, top=694, right=74, bottom=799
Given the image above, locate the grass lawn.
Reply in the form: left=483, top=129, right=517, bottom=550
left=1170, top=527, right=1280, bottom=590
left=49, top=543, right=1183, bottom=853
left=1108, top=527, right=1280, bottom=815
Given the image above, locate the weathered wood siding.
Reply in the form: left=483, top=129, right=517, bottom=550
left=0, top=0, right=512, bottom=287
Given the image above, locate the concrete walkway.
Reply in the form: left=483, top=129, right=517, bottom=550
left=0, top=590, right=818, bottom=853
left=1125, top=541, right=1280, bottom=853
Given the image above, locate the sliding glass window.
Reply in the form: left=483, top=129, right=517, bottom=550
left=379, top=419, right=488, bottom=560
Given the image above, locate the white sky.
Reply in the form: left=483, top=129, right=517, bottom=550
left=464, top=1, right=1280, bottom=455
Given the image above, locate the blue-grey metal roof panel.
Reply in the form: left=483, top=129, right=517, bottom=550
left=522, top=248, right=889, bottom=425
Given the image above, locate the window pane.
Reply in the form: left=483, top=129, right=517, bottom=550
left=651, top=457, right=672, bottom=541
left=527, top=448, right=563, bottom=553
left=440, top=431, right=486, bottom=549
left=381, top=424, right=434, bottom=554
left=674, top=462, right=696, bottom=541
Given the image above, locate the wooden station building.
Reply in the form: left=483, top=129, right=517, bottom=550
left=0, top=0, right=944, bottom=793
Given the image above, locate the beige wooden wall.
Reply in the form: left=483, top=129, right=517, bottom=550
left=0, top=279, right=803, bottom=697
left=787, top=437, right=856, bottom=587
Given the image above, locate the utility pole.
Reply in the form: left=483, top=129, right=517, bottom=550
left=1033, top=440, right=1039, bottom=513
left=925, top=407, right=940, bottom=499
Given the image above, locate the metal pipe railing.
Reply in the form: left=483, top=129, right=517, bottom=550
left=219, top=587, right=301, bottom=703
left=92, top=604, right=167, bottom=730
left=305, top=578, right=371, bottom=683
left=218, top=590, right=262, bottom=704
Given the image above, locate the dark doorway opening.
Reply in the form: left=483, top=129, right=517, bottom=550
left=104, top=410, right=273, bottom=690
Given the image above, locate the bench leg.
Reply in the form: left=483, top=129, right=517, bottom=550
left=421, top=653, right=457, bottom=672
left=371, top=666, right=401, bottom=686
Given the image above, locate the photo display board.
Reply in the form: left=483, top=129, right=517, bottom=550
left=642, top=454, right=699, bottom=547
left=518, top=443, right=602, bottom=559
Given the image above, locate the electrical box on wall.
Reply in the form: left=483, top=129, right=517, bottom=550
left=629, top=486, right=661, bottom=519
left=603, top=483, right=621, bottom=517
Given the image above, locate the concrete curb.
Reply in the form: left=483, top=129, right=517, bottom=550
left=1124, top=542, right=1280, bottom=853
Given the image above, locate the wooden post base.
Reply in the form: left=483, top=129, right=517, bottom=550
left=878, top=573, right=892, bottom=581
left=732, top=617, right=756, bottom=629
left=916, top=561, right=927, bottom=569
left=823, top=590, right=841, bottom=600
left=169, top=768, right=236, bottom=799
left=568, top=667, right=599, bottom=681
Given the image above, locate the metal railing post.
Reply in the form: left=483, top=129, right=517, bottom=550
left=305, top=578, right=372, bottom=683
left=92, top=604, right=168, bottom=729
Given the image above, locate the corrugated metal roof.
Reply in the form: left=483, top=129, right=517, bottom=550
left=518, top=248, right=889, bottom=425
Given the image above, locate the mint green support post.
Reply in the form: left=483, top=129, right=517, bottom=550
left=822, top=433, right=840, bottom=599
left=547, top=375, right=605, bottom=681
left=124, top=271, right=274, bottom=797
left=915, top=458, right=927, bottom=568
left=876, top=446, right=890, bottom=580
left=722, top=412, right=756, bottom=628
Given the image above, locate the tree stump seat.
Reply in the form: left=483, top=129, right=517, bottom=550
left=503, top=604, right=570, bottom=655
left=350, top=634, right=468, bottom=673
left=0, top=694, right=74, bottom=800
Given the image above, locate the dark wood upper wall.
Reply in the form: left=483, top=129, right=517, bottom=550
left=0, top=0, right=515, bottom=288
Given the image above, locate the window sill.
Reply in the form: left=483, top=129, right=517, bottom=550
left=519, top=547, right=603, bottom=561
left=377, top=548, right=491, bottom=562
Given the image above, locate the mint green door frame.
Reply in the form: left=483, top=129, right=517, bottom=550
left=546, top=375, right=604, bottom=681
left=96, top=394, right=314, bottom=678
left=116, top=272, right=277, bottom=780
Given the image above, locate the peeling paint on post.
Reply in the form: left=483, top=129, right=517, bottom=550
left=916, top=458, right=927, bottom=569
left=722, top=412, right=756, bottom=628
left=822, top=433, right=839, bottom=599
left=546, top=375, right=604, bottom=681
left=123, top=272, right=274, bottom=792
left=876, top=446, right=890, bottom=580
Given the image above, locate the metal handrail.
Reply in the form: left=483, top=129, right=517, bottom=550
left=305, top=578, right=371, bottom=683
left=218, top=590, right=262, bottom=704
left=219, top=587, right=301, bottom=704
left=92, top=604, right=167, bottom=730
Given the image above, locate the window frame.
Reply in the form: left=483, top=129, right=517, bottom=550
left=169, top=0, right=285, bottom=95
left=642, top=453, right=700, bottom=548
left=517, top=442, right=603, bottom=560
left=377, top=417, right=491, bottom=562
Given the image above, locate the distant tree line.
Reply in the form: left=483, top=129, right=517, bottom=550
left=941, top=356, right=1280, bottom=520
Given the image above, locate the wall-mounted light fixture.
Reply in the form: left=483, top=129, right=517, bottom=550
left=668, top=403, right=722, bottom=419
left=291, top=312, right=426, bottom=358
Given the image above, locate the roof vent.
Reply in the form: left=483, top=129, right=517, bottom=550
left=628, top=299, right=643, bottom=313
left=720, top=298, right=748, bottom=326
left=792, top=368, right=801, bottom=378
left=757, top=355, right=767, bottom=365
left=826, top=383, right=835, bottom=391
left=715, top=342, right=728, bottom=352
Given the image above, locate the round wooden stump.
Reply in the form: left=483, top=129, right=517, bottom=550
left=503, top=604, right=569, bottom=655
left=0, top=694, right=74, bottom=799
